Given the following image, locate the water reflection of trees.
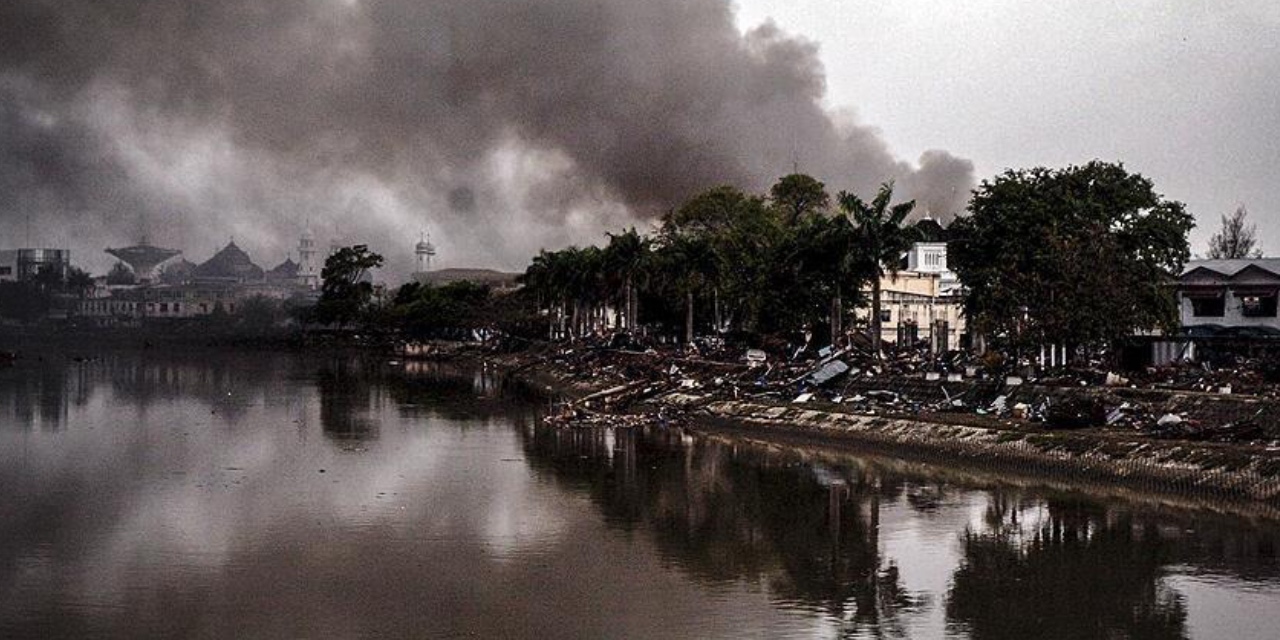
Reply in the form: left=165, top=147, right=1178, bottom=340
left=317, top=358, right=380, bottom=443
left=947, top=495, right=1189, bottom=639
left=0, top=364, right=75, bottom=430
left=523, top=424, right=924, bottom=635
left=383, top=361, right=543, bottom=423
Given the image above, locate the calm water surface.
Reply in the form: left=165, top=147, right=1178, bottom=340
left=2, top=350, right=1279, bottom=639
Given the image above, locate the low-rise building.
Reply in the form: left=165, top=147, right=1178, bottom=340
left=1176, top=259, right=1280, bottom=335
left=79, top=238, right=316, bottom=326
left=0, top=248, right=70, bottom=283
left=0, top=250, right=16, bottom=282
left=77, top=282, right=248, bottom=325
left=856, top=242, right=966, bottom=351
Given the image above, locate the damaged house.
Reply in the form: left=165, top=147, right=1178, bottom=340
left=1177, top=259, right=1280, bottom=336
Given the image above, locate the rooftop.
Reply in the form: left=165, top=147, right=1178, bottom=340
left=1181, top=258, right=1280, bottom=278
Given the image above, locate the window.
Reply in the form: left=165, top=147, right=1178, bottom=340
left=880, top=309, right=892, bottom=322
left=0, top=266, right=10, bottom=276
left=1241, top=295, right=1277, bottom=318
left=1190, top=296, right=1224, bottom=317
left=159, top=303, right=168, bottom=313
left=173, top=303, right=180, bottom=313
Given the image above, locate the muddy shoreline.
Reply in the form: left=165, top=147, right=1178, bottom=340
left=482, top=348, right=1280, bottom=518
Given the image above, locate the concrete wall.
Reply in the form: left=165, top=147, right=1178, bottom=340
left=1179, top=291, right=1280, bottom=331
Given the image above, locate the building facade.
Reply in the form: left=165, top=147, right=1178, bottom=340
left=1177, top=259, right=1280, bottom=334
left=0, top=248, right=70, bottom=283
left=855, top=242, right=967, bottom=351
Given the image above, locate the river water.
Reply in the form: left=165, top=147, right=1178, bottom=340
left=1, top=350, right=1279, bottom=639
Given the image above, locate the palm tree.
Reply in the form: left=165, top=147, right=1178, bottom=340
left=653, top=232, right=718, bottom=345
left=799, top=214, right=866, bottom=346
left=840, top=182, right=918, bottom=355
left=520, top=250, right=559, bottom=338
left=66, top=267, right=95, bottom=298
left=603, top=228, right=649, bottom=331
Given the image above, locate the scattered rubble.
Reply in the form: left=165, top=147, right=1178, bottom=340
left=500, top=331, right=1280, bottom=446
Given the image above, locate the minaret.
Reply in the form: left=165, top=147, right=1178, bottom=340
left=414, top=232, right=436, bottom=275
left=298, top=226, right=319, bottom=289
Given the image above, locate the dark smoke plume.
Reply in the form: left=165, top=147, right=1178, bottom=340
left=0, top=0, right=974, bottom=276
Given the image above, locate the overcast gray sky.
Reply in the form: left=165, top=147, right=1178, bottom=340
left=2, top=0, right=1276, bottom=275
left=734, top=0, right=1280, bottom=255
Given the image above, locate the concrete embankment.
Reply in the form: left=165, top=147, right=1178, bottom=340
left=677, top=396, right=1280, bottom=517
left=492, top=352, right=1280, bottom=516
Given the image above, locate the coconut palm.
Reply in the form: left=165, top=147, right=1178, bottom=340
left=603, top=227, right=650, bottom=331
left=840, top=182, right=918, bottom=355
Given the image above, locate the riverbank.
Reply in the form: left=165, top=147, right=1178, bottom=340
left=483, top=345, right=1280, bottom=517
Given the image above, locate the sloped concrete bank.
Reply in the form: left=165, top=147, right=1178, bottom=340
left=486, top=353, right=1280, bottom=515
left=675, top=396, right=1280, bottom=516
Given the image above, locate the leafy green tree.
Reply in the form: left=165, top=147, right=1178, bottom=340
left=785, top=213, right=870, bottom=345
left=106, top=262, right=136, bottom=286
left=949, top=161, right=1194, bottom=354
left=0, top=282, right=50, bottom=321
left=652, top=231, right=719, bottom=343
left=314, top=245, right=384, bottom=328
left=1207, top=205, right=1262, bottom=259
left=840, top=182, right=919, bottom=354
left=66, top=267, right=94, bottom=297
left=770, top=173, right=831, bottom=224
left=663, top=185, right=783, bottom=334
left=393, top=281, right=492, bottom=338
left=238, top=295, right=283, bottom=330
left=31, top=266, right=65, bottom=292
left=912, top=217, right=948, bottom=243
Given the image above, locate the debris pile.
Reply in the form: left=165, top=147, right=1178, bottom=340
left=519, top=332, right=1280, bottom=446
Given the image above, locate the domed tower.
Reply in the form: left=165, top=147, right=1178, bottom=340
left=298, top=226, right=319, bottom=289
left=414, top=232, right=436, bottom=275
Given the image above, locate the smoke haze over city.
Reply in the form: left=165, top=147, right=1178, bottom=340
left=0, top=0, right=973, bottom=278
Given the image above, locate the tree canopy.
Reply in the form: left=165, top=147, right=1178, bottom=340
left=520, top=176, right=874, bottom=345
left=770, top=173, right=830, bottom=223
left=840, top=182, right=918, bottom=352
left=949, top=161, right=1194, bottom=349
left=314, top=245, right=384, bottom=328
left=1206, top=205, right=1262, bottom=259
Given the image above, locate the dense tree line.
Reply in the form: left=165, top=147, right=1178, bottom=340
left=317, top=162, right=1194, bottom=362
left=519, top=174, right=925, bottom=349
left=950, top=161, right=1194, bottom=353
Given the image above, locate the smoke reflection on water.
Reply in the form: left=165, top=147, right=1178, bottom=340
left=0, top=350, right=1278, bottom=638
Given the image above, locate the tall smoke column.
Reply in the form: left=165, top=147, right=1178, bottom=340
left=0, top=0, right=974, bottom=277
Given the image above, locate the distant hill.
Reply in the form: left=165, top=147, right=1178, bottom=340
left=414, top=268, right=521, bottom=289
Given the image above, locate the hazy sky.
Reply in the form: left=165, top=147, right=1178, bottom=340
left=2, top=1, right=1276, bottom=276
left=735, top=0, right=1280, bottom=256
